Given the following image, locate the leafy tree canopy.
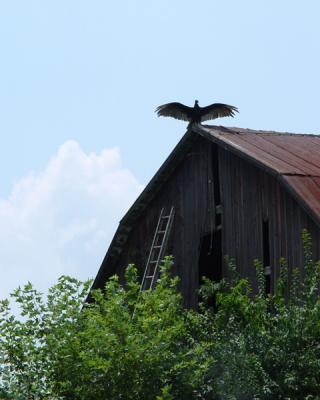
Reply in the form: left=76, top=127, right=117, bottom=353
left=1, top=230, right=320, bottom=399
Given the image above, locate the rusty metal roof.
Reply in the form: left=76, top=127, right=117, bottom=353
left=196, top=125, right=320, bottom=223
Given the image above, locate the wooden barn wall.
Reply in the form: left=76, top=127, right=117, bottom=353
left=116, top=136, right=216, bottom=308
left=113, top=136, right=320, bottom=307
left=219, top=148, right=320, bottom=292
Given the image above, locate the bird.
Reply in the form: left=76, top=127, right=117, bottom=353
left=155, top=100, right=238, bottom=125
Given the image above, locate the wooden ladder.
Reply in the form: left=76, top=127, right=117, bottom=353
left=140, top=207, right=175, bottom=291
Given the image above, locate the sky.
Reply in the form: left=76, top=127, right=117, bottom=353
left=1, top=0, right=320, bottom=299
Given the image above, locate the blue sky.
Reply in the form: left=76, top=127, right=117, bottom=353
left=1, top=0, right=320, bottom=297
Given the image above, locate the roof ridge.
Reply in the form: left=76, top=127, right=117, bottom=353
left=202, top=125, right=320, bottom=137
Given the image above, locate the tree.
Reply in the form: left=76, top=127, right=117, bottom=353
left=1, top=231, right=320, bottom=399
left=0, top=258, right=205, bottom=399
left=0, top=276, right=91, bottom=399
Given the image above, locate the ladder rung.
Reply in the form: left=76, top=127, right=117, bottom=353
left=146, top=275, right=154, bottom=279
left=157, top=230, right=166, bottom=234
left=161, top=215, right=170, bottom=219
left=153, top=245, right=161, bottom=249
left=149, top=260, right=158, bottom=263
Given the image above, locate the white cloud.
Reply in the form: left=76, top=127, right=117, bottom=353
left=0, top=141, right=144, bottom=299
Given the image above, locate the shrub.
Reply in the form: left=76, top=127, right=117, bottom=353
left=1, top=231, right=320, bottom=399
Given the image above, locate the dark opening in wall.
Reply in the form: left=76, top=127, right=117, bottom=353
left=212, top=144, right=222, bottom=228
left=198, top=230, right=222, bottom=284
left=263, top=219, right=271, bottom=294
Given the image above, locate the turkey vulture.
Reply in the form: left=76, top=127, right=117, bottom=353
left=155, top=100, right=238, bottom=124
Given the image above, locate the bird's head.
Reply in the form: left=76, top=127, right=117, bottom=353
left=194, top=99, right=199, bottom=106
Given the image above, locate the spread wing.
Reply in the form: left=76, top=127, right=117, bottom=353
left=200, top=103, right=239, bottom=122
left=155, top=102, right=193, bottom=122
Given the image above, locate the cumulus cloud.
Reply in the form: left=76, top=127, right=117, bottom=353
left=0, top=141, right=144, bottom=299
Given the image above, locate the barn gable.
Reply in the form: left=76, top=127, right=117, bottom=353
left=91, top=125, right=320, bottom=305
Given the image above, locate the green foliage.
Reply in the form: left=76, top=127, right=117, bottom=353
left=195, top=230, right=320, bottom=399
left=0, top=276, right=91, bottom=399
left=1, top=233, right=320, bottom=399
left=50, top=257, right=202, bottom=400
left=0, top=258, right=205, bottom=399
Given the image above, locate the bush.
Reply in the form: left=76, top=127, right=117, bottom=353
left=0, top=258, right=205, bottom=399
left=1, top=230, right=320, bottom=399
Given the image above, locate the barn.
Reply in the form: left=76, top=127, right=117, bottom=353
left=90, top=125, right=320, bottom=307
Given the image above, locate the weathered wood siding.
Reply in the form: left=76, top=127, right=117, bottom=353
left=114, top=136, right=320, bottom=307
left=219, top=148, right=320, bottom=292
left=116, top=136, right=216, bottom=307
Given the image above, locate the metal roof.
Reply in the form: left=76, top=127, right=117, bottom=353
left=196, top=125, right=320, bottom=222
